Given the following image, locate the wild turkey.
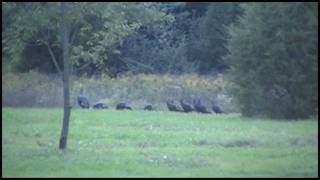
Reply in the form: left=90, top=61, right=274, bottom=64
left=180, top=99, right=194, bottom=113
left=166, top=100, right=183, bottom=112
left=93, top=101, right=108, bottom=109
left=211, top=101, right=223, bottom=114
left=77, top=88, right=90, bottom=109
left=116, top=102, right=132, bottom=110
left=144, top=104, right=154, bottom=111
left=193, top=98, right=211, bottom=114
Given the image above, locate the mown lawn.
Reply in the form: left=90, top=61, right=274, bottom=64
left=2, top=107, right=318, bottom=177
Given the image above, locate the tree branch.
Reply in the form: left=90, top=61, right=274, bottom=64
left=69, top=24, right=79, bottom=47
left=74, top=61, right=92, bottom=72
left=45, top=42, right=63, bottom=76
left=119, top=57, right=155, bottom=73
left=39, top=29, right=63, bottom=76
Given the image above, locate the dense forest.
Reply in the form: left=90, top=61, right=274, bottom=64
left=2, top=2, right=318, bottom=119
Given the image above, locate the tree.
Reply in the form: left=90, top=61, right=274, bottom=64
left=59, top=2, right=71, bottom=150
left=225, top=2, right=318, bottom=119
left=3, top=2, right=173, bottom=149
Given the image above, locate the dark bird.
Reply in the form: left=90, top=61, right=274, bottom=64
left=211, top=101, right=224, bottom=114
left=193, top=98, right=211, bottom=114
left=144, top=104, right=154, bottom=111
left=180, top=99, right=194, bottom=113
left=166, top=100, right=183, bottom=112
left=93, top=101, right=108, bottom=109
left=78, top=88, right=90, bottom=109
left=116, top=102, right=132, bottom=110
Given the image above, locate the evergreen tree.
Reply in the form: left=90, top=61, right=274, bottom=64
left=226, top=2, right=318, bottom=119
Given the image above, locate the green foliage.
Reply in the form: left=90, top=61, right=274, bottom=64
left=2, top=2, right=244, bottom=76
left=225, top=2, right=318, bottom=119
left=110, top=2, right=243, bottom=75
left=111, top=19, right=198, bottom=75
left=188, top=2, right=243, bottom=74
left=71, top=3, right=173, bottom=75
left=2, top=2, right=173, bottom=75
left=3, top=108, right=318, bottom=177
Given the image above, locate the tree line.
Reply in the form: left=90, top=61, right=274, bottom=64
left=2, top=2, right=244, bottom=76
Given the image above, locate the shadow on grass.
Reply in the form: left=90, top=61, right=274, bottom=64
left=193, top=139, right=258, bottom=148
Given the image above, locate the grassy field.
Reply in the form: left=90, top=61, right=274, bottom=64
left=2, top=107, right=318, bottom=177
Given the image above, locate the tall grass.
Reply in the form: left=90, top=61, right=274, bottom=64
left=2, top=71, right=236, bottom=112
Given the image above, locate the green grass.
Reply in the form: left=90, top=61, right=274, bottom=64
left=2, top=107, right=318, bottom=177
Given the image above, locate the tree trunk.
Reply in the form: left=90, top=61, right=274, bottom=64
left=59, top=2, right=71, bottom=150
